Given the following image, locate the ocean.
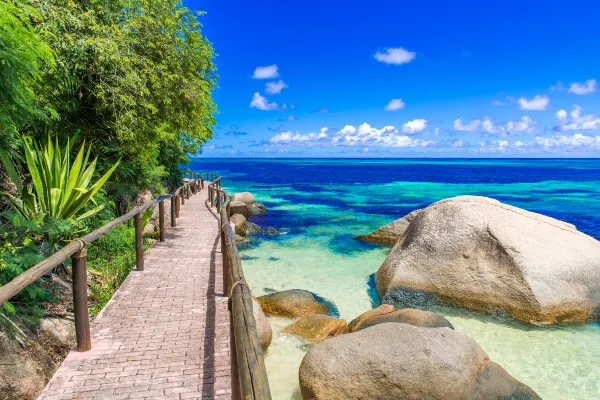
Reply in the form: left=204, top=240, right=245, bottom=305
left=189, top=158, right=600, bottom=400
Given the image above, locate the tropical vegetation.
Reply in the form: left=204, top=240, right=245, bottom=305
left=0, top=0, right=216, bottom=325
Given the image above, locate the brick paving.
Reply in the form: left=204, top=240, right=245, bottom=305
left=38, top=188, right=232, bottom=400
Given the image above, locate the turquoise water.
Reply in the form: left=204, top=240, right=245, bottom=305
left=191, top=158, right=600, bottom=400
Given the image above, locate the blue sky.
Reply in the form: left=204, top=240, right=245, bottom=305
left=187, top=0, right=600, bottom=157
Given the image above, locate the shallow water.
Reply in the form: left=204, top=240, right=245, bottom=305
left=191, top=158, right=600, bottom=400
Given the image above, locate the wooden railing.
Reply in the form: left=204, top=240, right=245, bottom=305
left=209, top=182, right=272, bottom=400
left=0, top=173, right=206, bottom=351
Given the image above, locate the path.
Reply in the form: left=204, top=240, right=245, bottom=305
left=38, top=190, right=232, bottom=400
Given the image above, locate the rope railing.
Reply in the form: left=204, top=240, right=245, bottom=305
left=0, top=173, right=205, bottom=351
left=212, top=182, right=272, bottom=400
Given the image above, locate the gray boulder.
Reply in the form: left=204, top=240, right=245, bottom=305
left=230, top=214, right=248, bottom=236
left=299, top=323, right=540, bottom=400
left=376, top=196, right=600, bottom=324
left=265, top=227, right=279, bottom=236
left=359, top=308, right=454, bottom=330
left=249, top=203, right=268, bottom=216
left=229, top=200, right=249, bottom=219
left=356, top=208, right=421, bottom=245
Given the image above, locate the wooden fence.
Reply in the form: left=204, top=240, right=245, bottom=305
left=0, top=171, right=271, bottom=399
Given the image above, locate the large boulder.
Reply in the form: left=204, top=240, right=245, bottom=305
left=257, top=289, right=331, bottom=318
left=230, top=214, right=247, bottom=236
left=376, top=196, right=600, bottom=324
left=359, top=308, right=454, bottom=330
left=251, top=298, right=272, bottom=352
left=347, top=304, right=395, bottom=332
left=282, top=315, right=347, bottom=343
left=356, top=208, right=422, bottom=245
left=229, top=200, right=249, bottom=219
left=299, top=323, right=540, bottom=400
left=231, top=192, right=256, bottom=206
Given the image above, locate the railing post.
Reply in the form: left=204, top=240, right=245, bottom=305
left=171, top=196, right=177, bottom=227
left=222, top=224, right=230, bottom=296
left=201, top=177, right=204, bottom=189
left=72, top=248, right=91, bottom=352
left=135, top=213, right=144, bottom=271
left=217, top=192, right=221, bottom=213
left=176, top=194, right=180, bottom=218
left=159, top=200, right=165, bottom=242
left=181, top=189, right=185, bottom=205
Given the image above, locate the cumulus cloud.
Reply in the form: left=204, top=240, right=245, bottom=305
left=568, top=79, right=597, bottom=95
left=555, top=105, right=600, bottom=131
left=402, top=119, right=427, bottom=134
left=265, top=80, right=288, bottom=94
left=250, top=92, right=278, bottom=111
left=385, top=98, right=406, bottom=111
left=252, top=64, right=279, bottom=79
left=479, top=133, right=600, bottom=152
left=454, top=117, right=537, bottom=136
left=374, top=47, right=416, bottom=65
left=268, top=123, right=435, bottom=148
left=518, top=95, right=550, bottom=110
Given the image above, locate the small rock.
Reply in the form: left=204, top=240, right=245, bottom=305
left=249, top=203, right=268, bottom=216
left=283, top=315, right=347, bottom=343
left=234, top=234, right=245, bottom=243
left=252, top=298, right=273, bottom=352
left=359, top=308, right=454, bottom=330
left=39, top=318, right=75, bottom=349
left=230, top=214, right=248, bottom=236
left=356, top=208, right=421, bottom=246
left=246, top=221, right=263, bottom=236
left=229, top=200, right=249, bottom=219
left=265, top=227, right=279, bottom=236
left=257, top=289, right=331, bottom=318
left=347, top=304, right=395, bottom=332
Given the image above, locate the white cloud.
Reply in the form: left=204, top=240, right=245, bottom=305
left=265, top=80, right=288, bottom=94
left=385, top=98, right=406, bottom=111
left=402, top=119, right=427, bottom=134
left=269, top=128, right=329, bottom=145
left=451, top=139, right=464, bottom=148
left=555, top=105, right=600, bottom=131
left=252, top=64, right=279, bottom=79
left=518, top=95, right=550, bottom=110
left=479, top=133, right=600, bottom=152
left=268, top=123, right=435, bottom=148
left=287, top=116, right=296, bottom=121
left=250, top=92, right=278, bottom=111
left=374, top=47, right=416, bottom=65
left=491, top=100, right=506, bottom=106
left=454, top=117, right=537, bottom=136
left=568, top=79, right=597, bottom=95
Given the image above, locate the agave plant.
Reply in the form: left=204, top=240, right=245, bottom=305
left=0, top=136, right=119, bottom=221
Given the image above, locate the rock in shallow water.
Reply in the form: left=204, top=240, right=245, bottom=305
left=356, top=208, right=422, bottom=245
left=249, top=202, right=268, bottom=216
left=360, top=308, right=454, bottom=330
left=282, top=314, right=347, bottom=343
left=257, top=289, right=331, bottom=318
left=299, top=323, right=541, bottom=400
left=376, top=195, right=600, bottom=325
left=347, top=304, right=395, bottom=332
left=231, top=191, right=256, bottom=206
left=251, top=298, right=272, bottom=352
left=230, top=214, right=247, bottom=236
left=229, top=200, right=249, bottom=219
left=246, top=221, right=263, bottom=236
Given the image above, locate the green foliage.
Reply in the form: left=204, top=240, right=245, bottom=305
left=0, top=0, right=56, bottom=149
left=0, top=135, right=120, bottom=221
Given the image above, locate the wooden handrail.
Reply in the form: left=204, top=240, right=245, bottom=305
left=218, top=194, right=272, bottom=400
left=0, top=175, right=205, bottom=351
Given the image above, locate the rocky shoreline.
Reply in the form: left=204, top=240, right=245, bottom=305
left=240, top=191, right=600, bottom=399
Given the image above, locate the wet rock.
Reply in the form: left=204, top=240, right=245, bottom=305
left=249, top=203, right=268, bottom=216
left=376, top=195, right=600, bottom=324
left=246, top=221, right=263, bottom=236
left=252, top=298, right=273, bottom=352
left=356, top=208, right=422, bottom=246
left=257, top=289, right=331, bottom=318
left=265, top=227, right=279, bottom=236
left=230, top=214, right=247, bottom=236
left=299, top=323, right=540, bottom=400
left=282, top=315, right=347, bottom=343
left=359, top=308, right=454, bottom=330
left=347, top=304, right=395, bottom=332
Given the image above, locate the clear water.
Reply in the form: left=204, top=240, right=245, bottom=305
left=190, top=158, right=600, bottom=400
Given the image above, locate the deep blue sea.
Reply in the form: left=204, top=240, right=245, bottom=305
left=190, top=158, right=600, bottom=400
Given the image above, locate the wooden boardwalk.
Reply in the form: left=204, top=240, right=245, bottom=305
left=38, top=191, right=232, bottom=400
